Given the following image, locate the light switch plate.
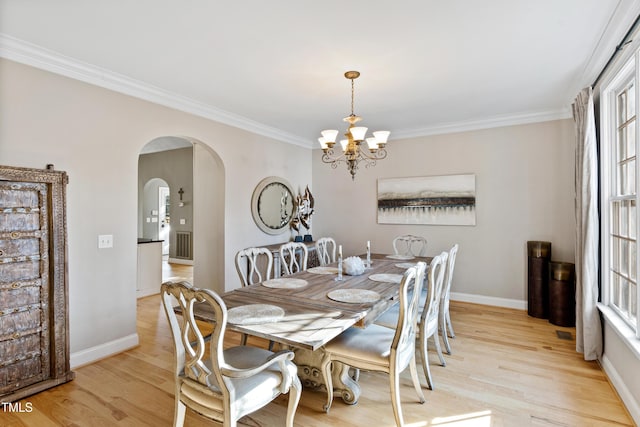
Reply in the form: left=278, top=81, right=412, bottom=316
left=98, top=234, right=113, bottom=249
left=180, top=218, right=186, bottom=225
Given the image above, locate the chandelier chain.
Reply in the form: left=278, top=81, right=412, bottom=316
left=350, top=78, right=355, bottom=117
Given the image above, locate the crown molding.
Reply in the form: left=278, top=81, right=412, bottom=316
left=0, top=33, right=576, bottom=148
left=392, top=108, right=572, bottom=140
left=578, top=0, right=640, bottom=88
left=0, top=34, right=311, bottom=149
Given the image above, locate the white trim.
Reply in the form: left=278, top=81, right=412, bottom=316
left=70, top=333, right=139, bottom=369
left=578, top=0, right=640, bottom=89
left=168, top=257, right=194, bottom=266
left=393, top=109, right=572, bottom=140
left=0, top=33, right=308, bottom=149
left=2, top=33, right=580, bottom=149
left=599, top=303, right=640, bottom=359
left=450, top=292, right=526, bottom=310
left=599, top=47, right=640, bottom=335
left=601, top=353, right=640, bottom=425
left=136, top=288, right=160, bottom=299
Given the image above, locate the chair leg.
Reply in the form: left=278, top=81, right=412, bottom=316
left=389, top=368, right=406, bottom=427
left=418, top=329, right=434, bottom=390
left=320, top=353, right=334, bottom=413
left=440, top=311, right=452, bottom=355
left=441, top=324, right=452, bottom=355
left=174, top=398, right=187, bottom=427
left=409, top=355, right=426, bottom=404
left=433, top=333, right=446, bottom=367
left=446, top=311, right=455, bottom=338
left=285, top=376, right=302, bottom=427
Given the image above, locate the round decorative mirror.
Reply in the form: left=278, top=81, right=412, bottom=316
left=251, top=176, right=295, bottom=235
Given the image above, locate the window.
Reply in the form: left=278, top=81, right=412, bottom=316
left=602, top=54, right=640, bottom=337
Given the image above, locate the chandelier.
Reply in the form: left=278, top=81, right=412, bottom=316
left=318, top=71, right=390, bottom=180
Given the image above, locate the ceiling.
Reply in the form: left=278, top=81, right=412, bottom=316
left=1, top=1, right=639, bottom=149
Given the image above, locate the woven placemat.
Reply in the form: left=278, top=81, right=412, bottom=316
left=227, top=304, right=285, bottom=325
left=369, top=273, right=403, bottom=284
left=327, top=289, right=381, bottom=304
left=385, top=254, right=415, bottom=260
left=262, top=278, right=309, bottom=289
left=307, top=266, right=339, bottom=275
left=395, top=262, right=417, bottom=269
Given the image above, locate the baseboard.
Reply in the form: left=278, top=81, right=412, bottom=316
left=168, top=257, right=193, bottom=265
left=450, top=292, right=527, bottom=310
left=137, top=288, right=159, bottom=298
left=70, top=333, right=139, bottom=369
left=601, top=354, right=640, bottom=425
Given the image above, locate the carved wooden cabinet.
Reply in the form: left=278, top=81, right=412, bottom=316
left=0, top=165, right=74, bottom=402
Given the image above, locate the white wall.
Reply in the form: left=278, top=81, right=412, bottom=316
left=312, top=120, right=576, bottom=307
left=0, top=58, right=312, bottom=366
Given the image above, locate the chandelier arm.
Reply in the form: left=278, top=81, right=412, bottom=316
left=321, top=149, right=347, bottom=164
left=357, top=147, right=388, bottom=161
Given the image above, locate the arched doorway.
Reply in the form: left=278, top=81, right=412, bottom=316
left=137, top=136, right=225, bottom=293
left=140, top=177, right=170, bottom=252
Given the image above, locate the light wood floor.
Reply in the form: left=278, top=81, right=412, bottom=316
left=4, top=263, right=634, bottom=426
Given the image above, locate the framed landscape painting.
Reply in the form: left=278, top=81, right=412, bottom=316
left=377, top=174, right=476, bottom=225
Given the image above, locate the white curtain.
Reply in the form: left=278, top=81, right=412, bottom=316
left=572, top=87, right=602, bottom=361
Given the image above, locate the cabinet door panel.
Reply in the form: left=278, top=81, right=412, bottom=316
left=0, top=166, right=71, bottom=402
left=0, top=179, right=51, bottom=397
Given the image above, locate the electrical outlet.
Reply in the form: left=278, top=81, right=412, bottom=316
left=98, top=234, right=113, bottom=249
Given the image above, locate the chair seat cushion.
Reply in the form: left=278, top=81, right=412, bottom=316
left=323, top=324, right=395, bottom=368
left=180, top=346, right=293, bottom=417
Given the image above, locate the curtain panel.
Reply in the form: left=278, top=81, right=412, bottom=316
left=572, top=87, right=602, bottom=361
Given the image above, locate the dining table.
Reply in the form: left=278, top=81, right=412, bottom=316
left=190, top=253, right=431, bottom=404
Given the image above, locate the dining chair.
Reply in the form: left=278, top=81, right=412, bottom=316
left=279, top=242, right=308, bottom=275
left=392, top=234, right=427, bottom=257
left=417, top=251, right=448, bottom=389
left=320, top=262, right=427, bottom=427
left=375, top=251, right=448, bottom=390
left=315, top=237, right=337, bottom=266
left=235, top=247, right=273, bottom=287
left=161, top=280, right=302, bottom=427
left=235, top=247, right=274, bottom=347
left=440, top=243, right=459, bottom=355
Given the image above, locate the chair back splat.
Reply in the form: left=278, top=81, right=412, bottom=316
left=235, top=247, right=273, bottom=287
left=315, top=237, right=337, bottom=266
left=279, top=242, right=308, bottom=275
left=392, top=234, right=427, bottom=257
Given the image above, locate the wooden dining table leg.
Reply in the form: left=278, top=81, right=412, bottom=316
left=288, top=347, right=361, bottom=405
